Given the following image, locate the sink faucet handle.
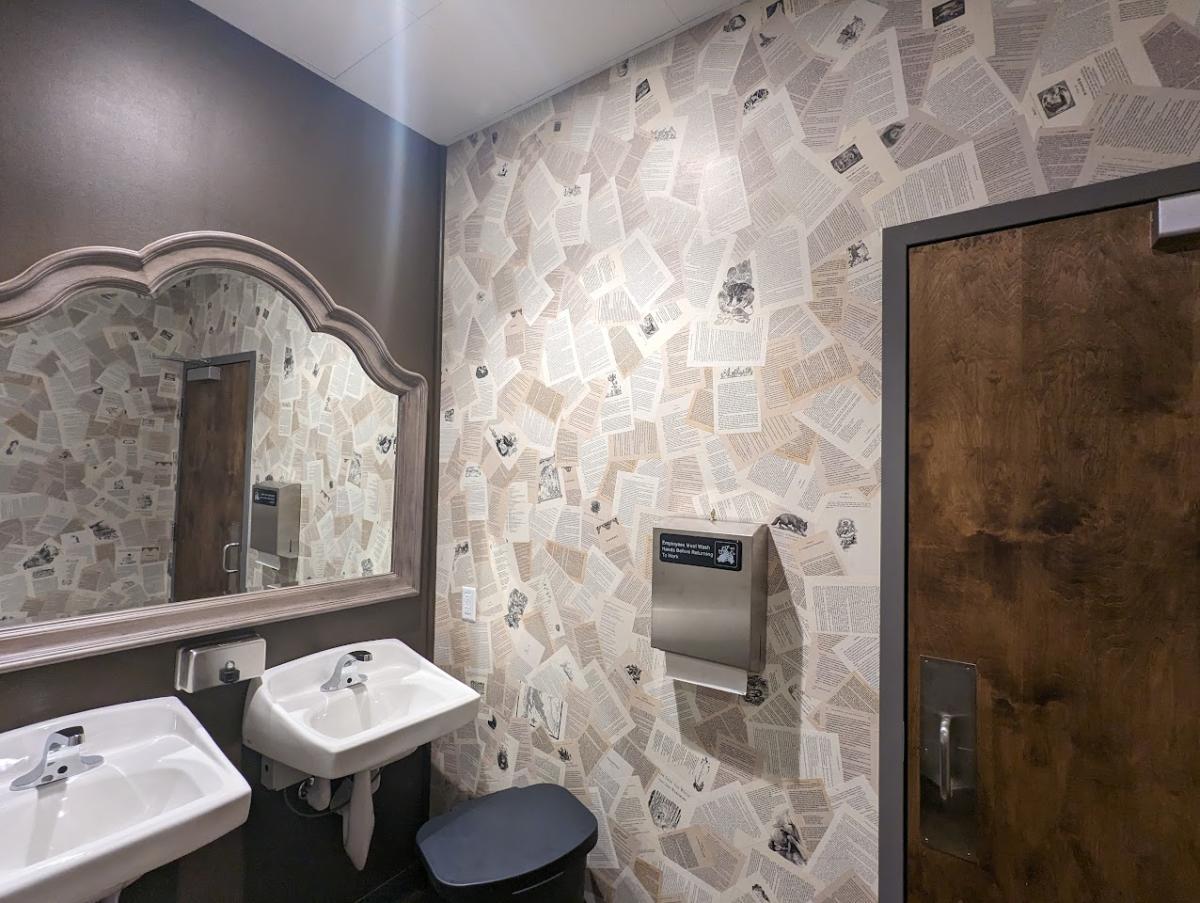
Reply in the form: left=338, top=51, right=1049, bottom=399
left=320, top=649, right=373, bottom=691
left=10, top=725, right=101, bottom=791
left=52, top=726, right=85, bottom=749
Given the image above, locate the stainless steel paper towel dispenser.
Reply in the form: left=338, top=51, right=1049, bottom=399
left=651, top=517, right=768, bottom=673
left=250, top=480, right=301, bottom=558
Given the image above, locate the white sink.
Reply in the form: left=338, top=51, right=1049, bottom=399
left=0, top=696, right=250, bottom=903
left=242, top=639, right=479, bottom=780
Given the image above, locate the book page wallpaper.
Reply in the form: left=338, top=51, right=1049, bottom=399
left=0, top=270, right=396, bottom=623
left=433, top=0, right=1200, bottom=898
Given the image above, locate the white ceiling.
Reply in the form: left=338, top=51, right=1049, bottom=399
left=190, top=0, right=737, bottom=145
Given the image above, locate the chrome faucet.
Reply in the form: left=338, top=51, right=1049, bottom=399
left=320, top=650, right=373, bottom=692
left=10, top=726, right=104, bottom=791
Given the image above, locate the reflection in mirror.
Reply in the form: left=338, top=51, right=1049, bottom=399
left=0, top=269, right=398, bottom=625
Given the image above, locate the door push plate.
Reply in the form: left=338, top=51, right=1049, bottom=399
left=920, top=656, right=978, bottom=862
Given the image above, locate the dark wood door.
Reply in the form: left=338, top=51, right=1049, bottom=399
left=906, top=202, right=1200, bottom=902
left=173, top=360, right=252, bottom=602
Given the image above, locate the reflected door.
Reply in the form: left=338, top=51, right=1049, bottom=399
left=173, top=357, right=253, bottom=602
left=906, top=202, right=1200, bottom=901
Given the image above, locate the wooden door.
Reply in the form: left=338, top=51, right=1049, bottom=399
left=173, top=360, right=252, bottom=602
left=906, top=202, right=1200, bottom=902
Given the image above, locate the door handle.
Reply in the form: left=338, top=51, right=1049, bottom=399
left=221, top=541, right=240, bottom=574
left=938, top=713, right=952, bottom=801
left=920, top=656, right=978, bottom=861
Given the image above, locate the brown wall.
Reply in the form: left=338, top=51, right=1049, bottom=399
left=0, top=1, right=444, bottom=901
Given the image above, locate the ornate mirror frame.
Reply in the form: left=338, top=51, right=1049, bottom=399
left=0, top=232, right=428, bottom=673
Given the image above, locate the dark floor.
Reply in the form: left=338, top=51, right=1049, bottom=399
left=355, top=870, right=436, bottom=903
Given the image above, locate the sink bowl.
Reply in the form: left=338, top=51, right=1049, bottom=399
left=242, top=639, right=479, bottom=780
left=0, top=696, right=250, bottom=903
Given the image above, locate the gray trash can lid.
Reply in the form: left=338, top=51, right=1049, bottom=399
left=417, top=783, right=598, bottom=893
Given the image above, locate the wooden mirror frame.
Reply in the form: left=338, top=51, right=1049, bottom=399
left=0, top=232, right=427, bottom=673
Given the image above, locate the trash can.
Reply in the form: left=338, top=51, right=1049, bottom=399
left=416, top=783, right=598, bottom=903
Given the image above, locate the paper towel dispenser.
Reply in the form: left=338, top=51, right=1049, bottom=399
left=250, top=480, right=301, bottom=559
left=651, top=517, right=768, bottom=692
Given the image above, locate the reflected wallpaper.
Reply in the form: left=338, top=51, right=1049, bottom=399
left=0, top=271, right=396, bottom=623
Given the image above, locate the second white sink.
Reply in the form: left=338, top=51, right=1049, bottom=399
left=242, top=639, right=479, bottom=780
left=0, top=697, right=250, bottom=903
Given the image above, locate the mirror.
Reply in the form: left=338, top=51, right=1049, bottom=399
left=0, top=267, right=398, bottom=626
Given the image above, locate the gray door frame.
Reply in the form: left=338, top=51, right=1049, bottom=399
left=879, top=161, right=1200, bottom=902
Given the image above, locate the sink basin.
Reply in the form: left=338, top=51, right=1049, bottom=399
left=0, top=696, right=250, bottom=903
left=242, top=639, right=479, bottom=780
